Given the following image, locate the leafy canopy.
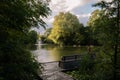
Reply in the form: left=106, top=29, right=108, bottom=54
left=0, top=0, right=51, bottom=80
left=48, top=12, right=83, bottom=45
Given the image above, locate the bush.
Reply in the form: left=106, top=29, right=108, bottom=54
left=67, top=49, right=114, bottom=80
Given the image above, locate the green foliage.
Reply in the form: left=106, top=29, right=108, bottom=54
left=44, top=28, right=52, bottom=37
left=87, top=9, right=118, bottom=46
left=0, top=43, right=40, bottom=80
left=80, top=26, right=99, bottom=45
left=40, top=35, right=53, bottom=44
left=20, top=30, right=38, bottom=46
left=87, top=9, right=101, bottom=27
left=0, top=0, right=51, bottom=30
left=28, top=30, right=38, bottom=44
left=67, top=49, right=113, bottom=80
left=40, top=28, right=54, bottom=44
left=87, top=0, right=120, bottom=79
left=48, top=12, right=84, bottom=45
left=92, top=0, right=120, bottom=46
left=87, top=10, right=106, bottom=45
left=0, top=0, right=50, bottom=80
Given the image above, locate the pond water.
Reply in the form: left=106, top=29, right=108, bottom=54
left=31, top=44, right=89, bottom=63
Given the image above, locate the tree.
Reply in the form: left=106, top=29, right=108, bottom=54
left=90, top=0, right=120, bottom=79
left=87, top=9, right=104, bottom=46
left=80, top=26, right=98, bottom=46
left=44, top=28, right=52, bottom=37
left=21, top=30, right=38, bottom=46
left=0, top=0, right=50, bottom=80
left=40, top=28, right=54, bottom=44
left=28, top=30, right=38, bottom=44
left=87, top=9, right=101, bottom=27
left=48, top=12, right=84, bottom=45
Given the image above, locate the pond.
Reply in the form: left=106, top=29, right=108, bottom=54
left=31, top=44, right=89, bottom=63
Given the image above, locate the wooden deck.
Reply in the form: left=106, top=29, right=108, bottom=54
left=40, top=55, right=82, bottom=80
left=40, top=61, right=74, bottom=80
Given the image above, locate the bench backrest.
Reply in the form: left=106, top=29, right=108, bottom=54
left=61, top=55, right=81, bottom=61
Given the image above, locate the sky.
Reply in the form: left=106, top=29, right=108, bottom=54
left=37, top=0, right=112, bottom=34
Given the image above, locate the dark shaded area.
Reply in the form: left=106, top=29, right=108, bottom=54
left=0, top=0, right=50, bottom=80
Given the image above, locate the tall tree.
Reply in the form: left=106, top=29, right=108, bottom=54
left=92, top=0, right=120, bottom=79
left=40, top=28, right=53, bottom=44
left=48, top=12, right=83, bottom=45
left=0, top=0, right=50, bottom=80
left=87, top=9, right=100, bottom=27
left=87, top=9, right=105, bottom=45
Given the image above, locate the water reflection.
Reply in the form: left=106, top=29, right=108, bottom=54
left=32, top=44, right=87, bottom=63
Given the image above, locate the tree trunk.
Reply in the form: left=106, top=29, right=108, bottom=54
left=114, top=44, right=118, bottom=80
left=114, top=1, right=119, bottom=80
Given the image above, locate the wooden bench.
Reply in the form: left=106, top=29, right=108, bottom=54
left=59, top=55, right=82, bottom=70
